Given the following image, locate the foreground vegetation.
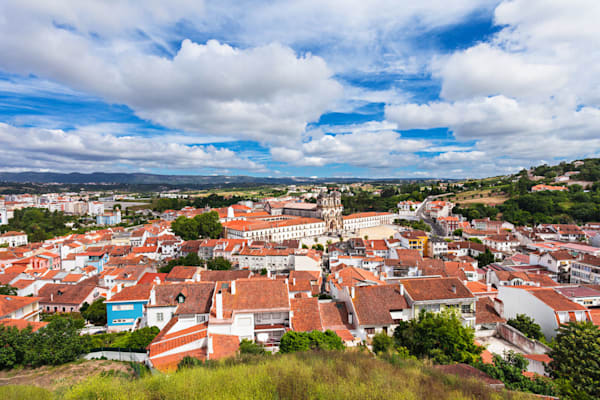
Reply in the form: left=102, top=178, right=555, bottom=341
left=0, top=351, right=535, bottom=400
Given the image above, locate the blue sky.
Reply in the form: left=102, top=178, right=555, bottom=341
left=0, top=1, right=599, bottom=178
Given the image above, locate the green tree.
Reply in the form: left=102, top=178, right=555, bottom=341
left=507, top=314, right=543, bottom=340
left=159, top=252, right=203, bottom=273
left=194, top=211, right=223, bottom=239
left=372, top=332, right=394, bottom=355
left=27, top=317, right=89, bottom=367
left=476, top=248, right=495, bottom=267
left=239, top=339, right=267, bottom=355
left=279, top=330, right=344, bottom=353
left=81, top=298, right=107, bottom=326
left=393, top=310, right=483, bottom=364
left=171, top=216, right=200, bottom=241
left=0, top=284, right=17, bottom=295
left=206, top=256, right=232, bottom=271
left=124, top=326, right=160, bottom=349
left=452, top=229, right=463, bottom=236
left=476, top=351, right=556, bottom=396
left=548, top=322, right=600, bottom=399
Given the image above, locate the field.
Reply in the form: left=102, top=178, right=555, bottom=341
left=451, top=189, right=509, bottom=206
left=0, top=351, right=537, bottom=400
left=0, top=360, right=135, bottom=392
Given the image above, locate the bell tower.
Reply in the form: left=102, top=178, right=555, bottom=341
left=317, top=191, right=343, bottom=233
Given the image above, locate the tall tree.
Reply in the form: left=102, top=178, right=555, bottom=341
left=194, top=211, right=223, bottom=239
left=549, top=322, right=600, bottom=399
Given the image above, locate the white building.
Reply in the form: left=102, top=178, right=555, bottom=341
left=342, top=212, right=395, bottom=232
left=0, top=231, right=28, bottom=247
left=497, top=286, right=592, bottom=338
left=87, top=201, right=105, bottom=216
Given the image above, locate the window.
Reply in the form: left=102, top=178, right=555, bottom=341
left=558, top=312, right=569, bottom=323
left=112, top=318, right=134, bottom=324
left=461, top=304, right=472, bottom=314
left=157, top=312, right=164, bottom=322
left=422, top=304, right=440, bottom=312
left=196, top=314, right=207, bottom=323
left=112, top=304, right=134, bottom=311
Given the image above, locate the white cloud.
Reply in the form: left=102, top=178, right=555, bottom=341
left=0, top=123, right=265, bottom=173
left=271, top=121, right=428, bottom=168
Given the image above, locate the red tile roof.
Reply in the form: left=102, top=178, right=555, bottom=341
left=527, top=288, right=588, bottom=311
left=0, top=318, right=48, bottom=332
left=401, top=277, right=474, bottom=301
left=353, top=284, right=408, bottom=326
left=108, top=284, right=153, bottom=302
left=290, top=297, right=323, bottom=332
left=0, top=295, right=41, bottom=317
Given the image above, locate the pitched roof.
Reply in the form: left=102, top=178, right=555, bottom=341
left=166, top=266, right=200, bottom=281
left=401, top=277, right=474, bottom=301
left=198, top=270, right=251, bottom=282
left=0, top=295, right=41, bottom=317
left=108, top=283, right=153, bottom=302
left=290, top=297, right=323, bottom=332
left=152, top=282, right=215, bottom=314
left=217, top=279, right=290, bottom=315
left=319, top=302, right=352, bottom=330
left=0, top=318, right=48, bottom=332
left=353, top=284, right=408, bottom=326
left=475, top=297, right=505, bottom=325
left=38, top=283, right=96, bottom=305
left=527, top=288, right=588, bottom=311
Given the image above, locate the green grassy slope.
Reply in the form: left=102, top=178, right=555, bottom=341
left=0, top=352, right=536, bottom=400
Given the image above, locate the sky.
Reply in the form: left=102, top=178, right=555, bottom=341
left=0, top=0, right=599, bottom=179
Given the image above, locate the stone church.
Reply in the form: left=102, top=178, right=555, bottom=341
left=280, top=191, right=343, bottom=233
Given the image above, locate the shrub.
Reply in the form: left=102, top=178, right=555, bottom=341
left=371, top=332, right=394, bottom=355
left=239, top=339, right=267, bottom=355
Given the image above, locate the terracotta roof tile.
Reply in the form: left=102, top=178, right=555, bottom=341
left=353, top=284, right=408, bottom=326
left=401, top=277, right=474, bottom=301
left=290, top=297, right=323, bottom=332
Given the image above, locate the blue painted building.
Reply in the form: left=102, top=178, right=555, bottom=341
left=105, top=284, right=152, bottom=332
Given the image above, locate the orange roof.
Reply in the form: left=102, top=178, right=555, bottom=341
left=209, top=334, right=240, bottom=360
left=527, top=288, right=588, bottom=311
left=62, top=273, right=83, bottom=283
left=0, top=318, right=48, bottom=332
left=290, top=297, right=323, bottom=332
left=0, top=295, right=41, bottom=317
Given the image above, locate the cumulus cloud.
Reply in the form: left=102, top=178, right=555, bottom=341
left=0, top=123, right=265, bottom=173
left=385, top=0, right=600, bottom=176
left=0, top=3, right=342, bottom=145
left=271, top=121, right=428, bottom=168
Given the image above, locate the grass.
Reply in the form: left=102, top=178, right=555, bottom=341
left=0, top=352, right=537, bottom=400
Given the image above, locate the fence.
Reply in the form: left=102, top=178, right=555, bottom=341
left=83, top=347, right=148, bottom=362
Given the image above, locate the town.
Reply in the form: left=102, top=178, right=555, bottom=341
left=1, top=161, right=600, bottom=398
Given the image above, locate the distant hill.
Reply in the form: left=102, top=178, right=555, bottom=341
left=0, top=171, right=438, bottom=186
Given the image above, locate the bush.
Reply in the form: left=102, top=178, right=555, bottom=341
left=372, top=332, right=394, bottom=355
left=393, top=310, right=483, bottom=364
left=279, top=330, right=344, bottom=354
left=239, top=339, right=267, bottom=355
left=81, top=298, right=107, bottom=326
left=507, top=314, right=543, bottom=341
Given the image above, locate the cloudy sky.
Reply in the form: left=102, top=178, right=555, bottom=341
left=0, top=0, right=599, bottom=178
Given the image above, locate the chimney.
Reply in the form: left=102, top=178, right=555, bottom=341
left=216, top=291, right=223, bottom=319
left=293, top=278, right=296, bottom=286
left=351, top=286, right=355, bottom=299
left=231, top=280, right=236, bottom=295
left=450, top=284, right=457, bottom=293
left=348, top=312, right=353, bottom=325
left=50, top=293, right=53, bottom=302
left=486, top=283, right=492, bottom=292
left=398, top=283, right=404, bottom=296
left=150, top=287, right=156, bottom=305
